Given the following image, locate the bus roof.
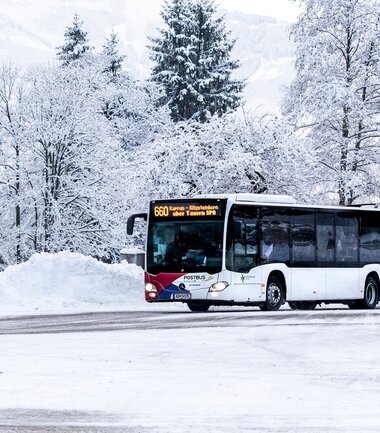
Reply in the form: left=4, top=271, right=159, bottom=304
left=195, top=193, right=380, bottom=212
left=196, top=193, right=297, bottom=204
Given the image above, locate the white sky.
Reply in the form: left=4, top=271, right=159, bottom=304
left=3, top=0, right=302, bottom=38
left=216, top=0, right=301, bottom=22
left=126, top=0, right=301, bottom=23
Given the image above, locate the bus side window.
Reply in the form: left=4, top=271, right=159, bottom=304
left=316, top=213, right=335, bottom=263
left=360, top=214, right=380, bottom=264
left=336, top=213, right=358, bottom=263
left=260, top=209, right=290, bottom=263
left=291, top=210, right=315, bottom=263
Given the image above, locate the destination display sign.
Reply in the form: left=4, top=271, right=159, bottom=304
left=151, top=201, right=224, bottom=219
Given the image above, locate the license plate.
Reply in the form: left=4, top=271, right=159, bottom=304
left=174, top=293, right=191, bottom=300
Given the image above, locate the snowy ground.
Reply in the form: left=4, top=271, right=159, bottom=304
left=0, top=251, right=146, bottom=314
left=0, top=253, right=379, bottom=432
left=1, top=310, right=380, bottom=432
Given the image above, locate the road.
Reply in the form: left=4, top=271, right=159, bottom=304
left=1, top=307, right=380, bottom=433
left=0, top=307, right=379, bottom=334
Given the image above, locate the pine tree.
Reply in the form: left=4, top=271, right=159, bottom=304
left=149, top=0, right=244, bottom=122
left=283, top=0, right=380, bottom=205
left=102, top=30, right=125, bottom=78
left=188, top=0, right=244, bottom=122
left=149, top=0, right=192, bottom=122
left=57, top=14, right=92, bottom=66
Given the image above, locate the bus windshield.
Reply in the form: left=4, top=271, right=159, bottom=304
left=147, top=220, right=224, bottom=274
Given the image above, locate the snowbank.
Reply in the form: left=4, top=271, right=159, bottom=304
left=0, top=251, right=145, bottom=314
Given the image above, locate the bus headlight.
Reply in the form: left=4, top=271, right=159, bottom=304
left=145, top=283, right=157, bottom=293
left=209, top=281, right=229, bottom=292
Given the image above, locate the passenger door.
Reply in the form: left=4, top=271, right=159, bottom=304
left=325, top=212, right=360, bottom=299
left=227, top=206, right=262, bottom=302
left=291, top=210, right=324, bottom=301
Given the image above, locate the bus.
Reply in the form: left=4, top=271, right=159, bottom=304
left=127, top=194, right=380, bottom=312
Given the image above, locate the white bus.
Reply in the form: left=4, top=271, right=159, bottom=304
left=127, top=194, right=380, bottom=312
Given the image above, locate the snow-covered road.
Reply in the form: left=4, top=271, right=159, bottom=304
left=0, top=308, right=380, bottom=333
left=1, top=308, right=380, bottom=432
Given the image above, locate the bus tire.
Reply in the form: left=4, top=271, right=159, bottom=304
left=288, top=301, right=317, bottom=310
left=357, top=277, right=379, bottom=309
left=260, top=276, right=284, bottom=311
left=187, top=301, right=210, bottom=312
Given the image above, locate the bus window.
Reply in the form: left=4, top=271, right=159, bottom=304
left=260, top=208, right=290, bottom=264
left=291, top=210, right=315, bottom=263
left=147, top=220, right=224, bottom=274
left=336, top=213, right=359, bottom=264
left=226, top=206, right=258, bottom=273
left=316, top=213, right=335, bottom=263
left=360, top=214, right=380, bottom=264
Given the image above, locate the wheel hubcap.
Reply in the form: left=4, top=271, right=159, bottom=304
left=268, top=283, right=281, bottom=306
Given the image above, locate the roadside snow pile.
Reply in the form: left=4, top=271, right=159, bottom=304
left=0, top=251, right=145, bottom=314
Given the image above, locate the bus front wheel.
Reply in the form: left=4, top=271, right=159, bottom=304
left=187, top=301, right=210, bottom=312
left=260, top=276, right=285, bottom=311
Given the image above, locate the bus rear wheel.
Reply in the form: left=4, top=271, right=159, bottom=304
left=187, top=301, right=210, bottom=312
left=288, top=301, right=317, bottom=310
left=260, top=276, right=285, bottom=311
left=355, top=277, right=379, bottom=310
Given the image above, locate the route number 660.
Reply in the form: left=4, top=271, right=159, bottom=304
left=154, top=206, right=169, bottom=217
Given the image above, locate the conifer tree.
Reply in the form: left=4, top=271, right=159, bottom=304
left=57, top=14, right=92, bottom=66
left=149, top=0, right=192, bottom=121
left=102, top=30, right=125, bottom=78
left=149, top=0, right=244, bottom=122
left=188, top=0, right=244, bottom=122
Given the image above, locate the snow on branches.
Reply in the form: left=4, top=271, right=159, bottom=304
left=284, top=0, right=380, bottom=205
left=2, top=4, right=380, bottom=265
left=0, top=58, right=168, bottom=264
left=149, top=0, right=244, bottom=122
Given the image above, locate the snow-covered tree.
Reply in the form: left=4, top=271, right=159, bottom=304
left=283, top=0, right=380, bottom=205
left=0, top=59, right=137, bottom=263
left=149, top=0, right=244, bottom=122
left=20, top=64, right=123, bottom=257
left=57, top=14, right=92, bottom=66
left=102, top=30, right=125, bottom=79
left=188, top=0, right=244, bottom=121
left=125, top=113, right=314, bottom=215
left=0, top=62, right=29, bottom=263
left=149, top=0, right=192, bottom=121
left=102, top=78, right=170, bottom=149
left=98, top=29, right=169, bottom=149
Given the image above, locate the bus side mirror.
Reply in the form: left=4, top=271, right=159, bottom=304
left=127, top=213, right=147, bottom=235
